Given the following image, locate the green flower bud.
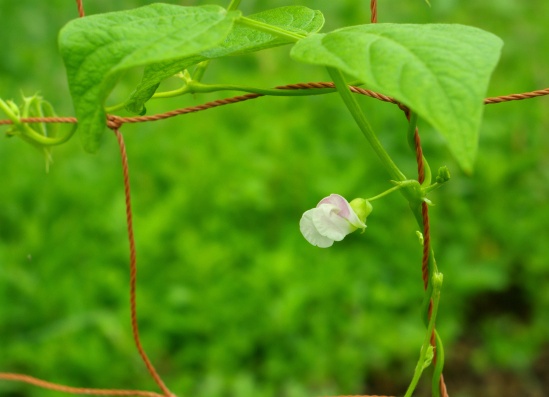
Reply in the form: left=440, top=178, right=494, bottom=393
left=349, top=198, right=373, bottom=224
left=436, top=166, right=451, bottom=184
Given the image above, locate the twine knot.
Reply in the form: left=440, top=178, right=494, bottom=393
left=107, top=114, right=123, bottom=130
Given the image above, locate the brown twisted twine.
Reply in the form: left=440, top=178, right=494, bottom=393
left=0, top=373, right=164, bottom=397
left=0, top=116, right=77, bottom=125
left=113, top=129, right=175, bottom=397
left=484, top=88, right=549, bottom=104
left=106, top=93, right=261, bottom=127
left=75, top=0, right=85, bottom=18
left=0, top=133, right=179, bottom=397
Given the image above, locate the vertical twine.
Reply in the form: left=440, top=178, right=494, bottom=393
left=113, top=129, right=174, bottom=397
left=75, top=0, right=85, bottom=17
left=371, top=0, right=377, bottom=23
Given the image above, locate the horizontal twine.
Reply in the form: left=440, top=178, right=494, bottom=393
left=1, top=83, right=548, bottom=129
left=0, top=373, right=164, bottom=397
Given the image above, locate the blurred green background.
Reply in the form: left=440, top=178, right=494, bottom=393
left=1, top=1, right=548, bottom=397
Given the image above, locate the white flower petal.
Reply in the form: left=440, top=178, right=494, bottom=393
left=312, top=204, right=354, bottom=241
left=317, top=194, right=350, bottom=215
left=299, top=209, right=334, bottom=248
left=318, top=194, right=365, bottom=229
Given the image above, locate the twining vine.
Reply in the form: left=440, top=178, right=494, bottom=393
left=1, top=1, right=548, bottom=397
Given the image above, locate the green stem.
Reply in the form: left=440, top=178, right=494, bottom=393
left=187, top=82, right=338, bottom=96
left=422, top=182, right=444, bottom=194
left=104, top=80, right=365, bottom=114
left=367, top=180, right=419, bottom=202
left=409, top=202, right=444, bottom=397
left=432, top=331, right=445, bottom=397
left=147, top=84, right=191, bottom=99
left=327, top=67, right=407, bottom=182
left=192, top=61, right=210, bottom=82
left=227, top=0, right=241, bottom=10
left=0, top=98, right=19, bottom=122
left=157, top=79, right=362, bottom=98
left=20, top=123, right=76, bottom=146
left=238, top=16, right=305, bottom=42
left=105, top=102, right=127, bottom=113
left=403, top=272, right=443, bottom=397
left=406, top=112, right=418, bottom=149
left=148, top=82, right=329, bottom=101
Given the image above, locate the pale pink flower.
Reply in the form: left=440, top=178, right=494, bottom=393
left=300, top=194, right=370, bottom=248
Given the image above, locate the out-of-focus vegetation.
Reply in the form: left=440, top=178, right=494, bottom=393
left=1, top=1, right=548, bottom=397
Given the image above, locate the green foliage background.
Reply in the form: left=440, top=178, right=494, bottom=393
left=1, top=1, right=548, bottom=397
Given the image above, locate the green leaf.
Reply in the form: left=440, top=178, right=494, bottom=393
left=125, top=6, right=324, bottom=114
left=290, top=24, right=503, bottom=173
left=58, top=4, right=240, bottom=153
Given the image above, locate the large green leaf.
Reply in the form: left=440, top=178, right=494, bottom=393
left=58, top=4, right=240, bottom=153
left=125, top=6, right=324, bottom=114
left=290, top=24, right=503, bottom=173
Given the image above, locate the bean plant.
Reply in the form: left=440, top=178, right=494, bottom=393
left=2, top=1, right=544, bottom=397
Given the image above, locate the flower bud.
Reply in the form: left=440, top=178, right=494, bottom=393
left=349, top=198, right=373, bottom=225
left=436, top=166, right=451, bottom=184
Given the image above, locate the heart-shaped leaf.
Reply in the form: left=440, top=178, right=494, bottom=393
left=59, top=4, right=240, bottom=152
left=125, top=6, right=324, bottom=114
left=290, top=24, right=503, bottom=173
